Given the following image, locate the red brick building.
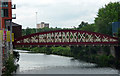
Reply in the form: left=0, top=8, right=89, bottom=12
left=0, top=0, right=16, bottom=29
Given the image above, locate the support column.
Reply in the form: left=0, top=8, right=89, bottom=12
left=110, top=46, right=120, bottom=60
left=110, top=46, right=116, bottom=57
left=114, top=46, right=120, bottom=60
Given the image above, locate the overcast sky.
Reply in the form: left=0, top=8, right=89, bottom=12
left=12, top=0, right=119, bottom=29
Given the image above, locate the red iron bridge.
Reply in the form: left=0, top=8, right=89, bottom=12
left=13, top=30, right=119, bottom=47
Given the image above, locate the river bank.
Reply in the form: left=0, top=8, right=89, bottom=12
left=16, top=46, right=120, bottom=69
left=15, top=50, right=119, bottom=74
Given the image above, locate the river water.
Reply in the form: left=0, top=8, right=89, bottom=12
left=15, top=50, right=119, bottom=75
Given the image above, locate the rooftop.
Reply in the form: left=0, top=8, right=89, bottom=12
left=6, top=21, right=22, bottom=27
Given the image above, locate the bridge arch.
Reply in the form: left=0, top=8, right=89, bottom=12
left=13, top=30, right=119, bottom=46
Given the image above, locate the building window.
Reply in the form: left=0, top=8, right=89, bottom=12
left=1, top=9, right=8, bottom=17
left=2, top=2, right=8, bottom=7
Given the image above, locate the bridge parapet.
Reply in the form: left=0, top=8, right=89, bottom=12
left=13, top=30, right=119, bottom=46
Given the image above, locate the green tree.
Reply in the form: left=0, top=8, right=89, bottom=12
left=80, top=24, right=96, bottom=32
left=25, top=27, right=32, bottom=35
left=78, top=21, right=88, bottom=29
left=22, top=27, right=63, bottom=36
left=95, top=2, right=120, bottom=35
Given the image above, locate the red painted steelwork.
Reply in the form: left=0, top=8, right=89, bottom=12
left=13, top=30, right=119, bottom=46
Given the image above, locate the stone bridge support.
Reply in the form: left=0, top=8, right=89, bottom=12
left=110, top=46, right=120, bottom=60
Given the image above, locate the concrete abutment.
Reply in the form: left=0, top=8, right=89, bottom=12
left=110, top=46, right=120, bottom=60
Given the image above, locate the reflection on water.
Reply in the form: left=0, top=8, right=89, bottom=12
left=15, top=50, right=119, bottom=74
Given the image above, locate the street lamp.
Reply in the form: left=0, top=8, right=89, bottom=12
left=10, top=20, right=13, bottom=53
left=35, top=12, right=38, bottom=33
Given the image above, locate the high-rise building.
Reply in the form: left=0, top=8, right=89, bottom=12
left=37, top=22, right=49, bottom=29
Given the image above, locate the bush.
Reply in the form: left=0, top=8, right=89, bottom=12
left=3, top=54, right=17, bottom=75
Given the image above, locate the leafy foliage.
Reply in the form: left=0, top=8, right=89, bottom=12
left=3, top=54, right=17, bottom=75
left=78, top=21, right=88, bottom=28
left=95, top=2, right=120, bottom=35
left=22, top=27, right=63, bottom=36
left=80, top=24, right=96, bottom=32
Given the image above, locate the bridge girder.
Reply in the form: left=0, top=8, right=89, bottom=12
left=13, top=30, right=119, bottom=46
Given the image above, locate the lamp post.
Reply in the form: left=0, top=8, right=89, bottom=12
left=10, top=20, right=13, bottom=54
left=36, top=12, right=38, bottom=33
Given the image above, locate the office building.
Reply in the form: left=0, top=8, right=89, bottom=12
left=37, top=22, right=49, bottom=28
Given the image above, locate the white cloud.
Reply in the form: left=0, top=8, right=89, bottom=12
left=12, top=0, right=118, bottom=29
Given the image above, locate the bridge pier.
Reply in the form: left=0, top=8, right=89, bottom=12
left=110, top=46, right=120, bottom=60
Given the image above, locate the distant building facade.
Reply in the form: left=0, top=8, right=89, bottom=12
left=37, top=22, right=49, bottom=29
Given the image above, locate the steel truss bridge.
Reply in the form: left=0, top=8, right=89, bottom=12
left=13, top=30, right=119, bottom=47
